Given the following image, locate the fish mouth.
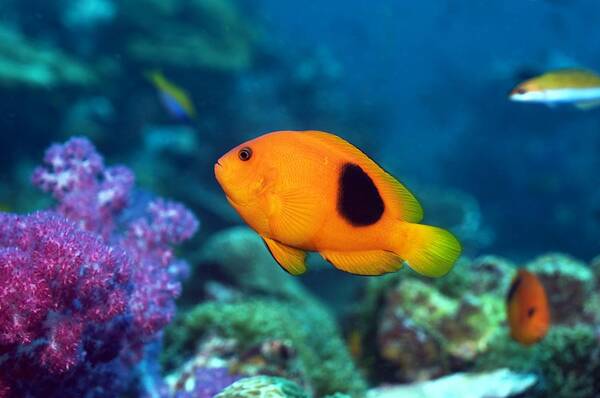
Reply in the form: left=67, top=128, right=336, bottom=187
left=214, top=161, right=225, bottom=185
left=508, top=91, right=527, bottom=101
left=214, top=160, right=225, bottom=173
left=213, top=162, right=240, bottom=206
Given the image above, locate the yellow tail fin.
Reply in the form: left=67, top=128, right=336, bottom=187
left=392, top=222, right=461, bottom=277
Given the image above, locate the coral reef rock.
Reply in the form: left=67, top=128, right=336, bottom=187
left=163, top=299, right=367, bottom=397
left=164, top=366, right=241, bottom=398
left=370, top=270, right=505, bottom=381
left=355, top=250, right=600, bottom=386
left=367, top=368, right=537, bottom=398
left=477, top=324, right=600, bottom=398
left=526, top=253, right=594, bottom=325
left=120, top=0, right=257, bottom=71
left=0, top=26, right=96, bottom=88
left=464, top=255, right=517, bottom=296
left=199, top=227, right=309, bottom=301
left=215, top=376, right=308, bottom=398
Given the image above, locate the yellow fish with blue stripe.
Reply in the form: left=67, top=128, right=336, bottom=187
left=146, top=71, right=197, bottom=120
left=510, top=68, right=600, bottom=110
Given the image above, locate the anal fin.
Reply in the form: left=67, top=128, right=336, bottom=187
left=262, top=237, right=307, bottom=275
left=319, top=249, right=404, bottom=276
left=575, top=99, right=600, bottom=110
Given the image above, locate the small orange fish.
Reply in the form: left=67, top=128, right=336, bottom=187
left=506, top=269, right=551, bottom=346
left=214, top=130, right=461, bottom=277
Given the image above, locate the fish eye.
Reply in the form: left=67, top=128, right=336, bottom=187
left=238, top=147, right=253, bottom=161
left=516, top=88, right=527, bottom=95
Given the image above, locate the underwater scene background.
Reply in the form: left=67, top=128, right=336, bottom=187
left=0, top=1, right=599, bottom=397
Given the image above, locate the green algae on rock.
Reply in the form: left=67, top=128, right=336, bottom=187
left=198, top=227, right=310, bottom=302
left=375, top=275, right=505, bottom=381
left=355, top=256, right=511, bottom=383
left=167, top=227, right=367, bottom=396
left=356, top=251, right=600, bottom=384
left=215, top=376, right=308, bottom=398
left=464, top=256, right=517, bottom=296
left=0, top=26, right=96, bottom=88
left=590, top=254, right=600, bottom=280
left=163, top=299, right=367, bottom=397
left=476, top=324, right=600, bottom=398
left=120, top=0, right=257, bottom=71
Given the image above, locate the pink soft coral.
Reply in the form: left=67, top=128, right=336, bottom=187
left=0, top=138, right=198, bottom=397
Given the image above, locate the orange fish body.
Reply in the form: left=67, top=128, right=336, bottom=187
left=507, top=269, right=551, bottom=346
left=214, top=131, right=461, bottom=277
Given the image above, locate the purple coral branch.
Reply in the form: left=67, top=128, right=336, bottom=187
left=0, top=137, right=198, bottom=398
left=32, top=137, right=135, bottom=238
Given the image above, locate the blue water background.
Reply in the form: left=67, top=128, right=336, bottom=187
left=257, top=0, right=600, bottom=260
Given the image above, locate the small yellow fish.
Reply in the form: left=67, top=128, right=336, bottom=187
left=509, top=68, right=600, bottom=110
left=214, top=130, right=461, bottom=277
left=146, top=71, right=196, bottom=120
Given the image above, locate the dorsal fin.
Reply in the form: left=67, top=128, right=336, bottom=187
left=299, top=131, right=423, bottom=222
left=507, top=274, right=522, bottom=303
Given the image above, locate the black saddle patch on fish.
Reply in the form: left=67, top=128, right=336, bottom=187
left=337, top=163, right=384, bottom=226
left=507, top=276, right=521, bottom=303
left=527, top=307, right=536, bottom=318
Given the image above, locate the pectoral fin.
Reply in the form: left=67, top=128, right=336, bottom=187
left=319, top=249, right=404, bottom=276
left=267, top=188, right=319, bottom=242
left=262, top=237, right=307, bottom=275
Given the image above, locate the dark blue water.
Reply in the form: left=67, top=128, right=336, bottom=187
left=255, top=0, right=600, bottom=259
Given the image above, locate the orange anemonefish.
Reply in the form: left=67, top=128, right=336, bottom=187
left=506, top=269, right=551, bottom=346
left=214, top=130, right=462, bottom=277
